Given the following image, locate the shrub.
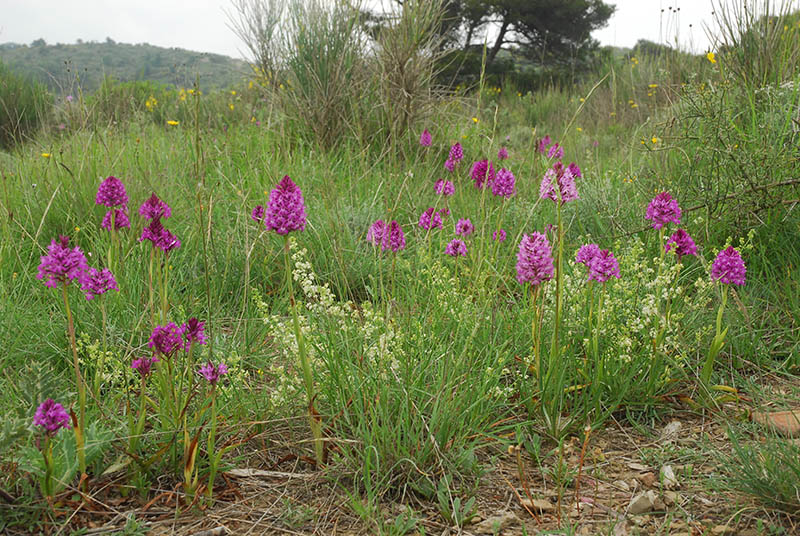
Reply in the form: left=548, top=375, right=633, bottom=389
left=0, top=61, right=51, bottom=149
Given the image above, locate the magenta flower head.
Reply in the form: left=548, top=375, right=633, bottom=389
left=666, top=229, right=698, bottom=261
left=645, top=192, right=681, bottom=229
left=131, top=356, right=159, bottom=378
left=567, top=162, right=582, bottom=179
left=139, top=193, right=172, bottom=220
left=492, top=168, right=516, bottom=198
left=140, top=217, right=181, bottom=253
left=198, top=361, right=228, bottom=386
left=148, top=322, right=185, bottom=356
left=537, top=135, right=552, bottom=154
left=445, top=238, right=467, bottom=257
left=547, top=143, right=564, bottom=159
left=265, top=175, right=306, bottom=235
left=182, top=318, right=207, bottom=347
left=516, top=232, right=554, bottom=286
left=539, top=161, right=578, bottom=204
left=37, top=235, right=89, bottom=288
left=80, top=267, right=119, bottom=300
left=587, top=249, right=621, bottom=283
left=102, top=207, right=130, bottom=231
left=367, top=219, right=386, bottom=246
left=575, top=243, right=601, bottom=266
left=498, top=146, right=509, bottom=160
left=435, top=179, right=455, bottom=196
left=493, top=229, right=507, bottom=242
left=96, top=176, right=128, bottom=208
left=471, top=160, right=495, bottom=189
left=419, top=207, right=443, bottom=230
left=455, top=218, right=474, bottom=236
left=34, top=399, right=71, bottom=436
left=251, top=205, right=265, bottom=223
left=381, top=220, right=406, bottom=253
left=449, top=143, right=463, bottom=163
left=444, top=159, right=455, bottom=173
left=711, top=246, right=746, bottom=286
left=420, top=129, right=432, bottom=147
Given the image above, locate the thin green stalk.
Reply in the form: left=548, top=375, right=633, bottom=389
left=206, top=386, right=218, bottom=502
left=94, top=300, right=108, bottom=397
left=62, top=285, right=86, bottom=482
left=701, top=285, right=729, bottom=386
left=284, top=237, right=323, bottom=464
left=148, top=247, right=155, bottom=328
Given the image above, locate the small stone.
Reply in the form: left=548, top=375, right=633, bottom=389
left=639, top=472, right=657, bottom=487
left=474, top=511, right=518, bottom=534
left=628, top=491, right=657, bottom=515
left=520, top=498, right=555, bottom=512
left=613, top=479, right=630, bottom=491
left=661, top=465, right=679, bottom=490
left=628, top=462, right=648, bottom=471
left=661, top=420, right=682, bottom=442
left=663, top=491, right=679, bottom=506
left=712, top=525, right=735, bottom=535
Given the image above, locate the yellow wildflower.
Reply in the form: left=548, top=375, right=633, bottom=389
left=41, top=152, right=51, bottom=158
left=75, top=226, right=80, bottom=232
left=472, top=117, right=478, bottom=124
left=229, top=103, right=235, bottom=111
left=707, top=52, right=716, bottom=64
left=167, top=120, right=179, bottom=126
left=651, top=136, right=659, bottom=144
left=230, top=90, right=237, bottom=96
left=648, top=83, right=658, bottom=88
left=576, top=127, right=583, bottom=132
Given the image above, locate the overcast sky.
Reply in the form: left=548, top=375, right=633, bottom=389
left=0, top=0, right=729, bottom=58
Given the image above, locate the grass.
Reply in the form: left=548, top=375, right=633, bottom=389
left=2, top=4, right=800, bottom=532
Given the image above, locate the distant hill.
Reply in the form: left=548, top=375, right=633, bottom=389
left=0, top=39, right=249, bottom=93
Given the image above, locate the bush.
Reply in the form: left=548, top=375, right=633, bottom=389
left=0, top=61, right=51, bottom=149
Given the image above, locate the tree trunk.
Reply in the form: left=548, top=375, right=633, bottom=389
left=487, top=17, right=509, bottom=66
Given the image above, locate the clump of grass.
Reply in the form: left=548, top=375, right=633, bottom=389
left=0, top=61, right=51, bottom=149
left=725, top=428, right=800, bottom=514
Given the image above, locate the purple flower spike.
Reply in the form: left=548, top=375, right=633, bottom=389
left=102, top=207, right=130, bottom=231
left=251, top=205, right=265, bottom=223
left=80, top=267, right=119, bottom=300
left=381, top=220, right=406, bottom=253
left=537, top=135, right=552, bottom=154
left=148, top=322, right=185, bottom=356
left=516, top=232, right=554, bottom=286
left=131, top=356, right=159, bottom=378
left=492, top=168, right=516, bottom=198
left=367, top=219, right=386, bottom=246
left=265, top=175, right=306, bottom=235
left=435, top=179, right=455, bottom=196
left=444, top=159, right=455, bottom=173
left=575, top=243, right=601, bottom=266
left=37, top=235, right=89, bottom=288
left=645, top=192, right=681, bottom=229
left=587, top=249, right=621, bottom=283
left=34, top=399, right=71, bottom=436
left=567, top=162, right=582, bottom=179
left=418, top=207, right=443, bottom=230
left=498, top=146, right=509, bottom=160
left=198, top=361, right=228, bottom=386
left=420, top=129, right=432, bottom=147
left=182, top=318, right=207, bottom=347
left=140, top=217, right=180, bottom=252
left=711, top=246, right=746, bottom=286
left=449, top=143, right=463, bottom=163
left=547, top=143, right=564, bottom=159
left=471, top=160, right=495, bottom=190
left=493, top=229, right=507, bottom=242
left=445, top=238, right=467, bottom=257
left=96, top=176, right=128, bottom=208
left=666, top=229, right=698, bottom=261
left=455, top=218, right=474, bottom=236
left=139, top=193, right=172, bottom=220
left=539, top=162, right=578, bottom=204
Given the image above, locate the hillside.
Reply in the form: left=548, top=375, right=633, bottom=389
left=0, top=40, right=248, bottom=93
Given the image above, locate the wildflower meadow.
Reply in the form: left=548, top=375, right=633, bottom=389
left=2, top=1, right=800, bottom=534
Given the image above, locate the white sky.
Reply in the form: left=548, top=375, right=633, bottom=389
left=0, top=0, right=757, bottom=58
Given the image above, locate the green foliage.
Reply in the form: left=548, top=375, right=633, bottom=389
left=0, top=61, right=51, bottom=149
left=725, top=428, right=800, bottom=513
left=0, top=41, right=246, bottom=93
